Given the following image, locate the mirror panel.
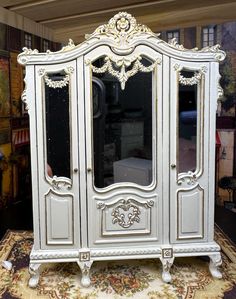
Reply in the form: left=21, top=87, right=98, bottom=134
left=44, top=71, right=71, bottom=179
left=92, top=57, right=154, bottom=188
left=178, top=70, right=198, bottom=174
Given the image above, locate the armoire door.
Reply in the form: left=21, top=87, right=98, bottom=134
left=169, top=58, right=210, bottom=243
left=84, top=45, right=163, bottom=248
left=35, top=60, right=81, bottom=249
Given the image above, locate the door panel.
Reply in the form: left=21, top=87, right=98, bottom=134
left=177, top=186, right=204, bottom=240
left=46, top=190, right=74, bottom=245
left=35, top=61, right=81, bottom=249
left=84, top=45, right=163, bottom=247
left=170, top=58, right=210, bottom=243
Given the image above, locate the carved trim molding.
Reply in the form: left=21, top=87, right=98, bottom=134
left=174, top=245, right=220, bottom=253
left=30, top=251, right=79, bottom=260
left=91, top=247, right=161, bottom=257
left=38, top=67, right=74, bottom=89
left=87, top=55, right=160, bottom=90
left=174, top=64, right=207, bottom=86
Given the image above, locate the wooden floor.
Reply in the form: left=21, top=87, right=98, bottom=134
left=0, top=201, right=235, bottom=244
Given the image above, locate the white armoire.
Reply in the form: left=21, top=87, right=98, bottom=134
left=18, top=12, right=226, bottom=288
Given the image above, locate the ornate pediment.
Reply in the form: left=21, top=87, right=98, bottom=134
left=85, top=12, right=158, bottom=48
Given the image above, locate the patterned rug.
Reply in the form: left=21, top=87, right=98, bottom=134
left=0, top=227, right=236, bottom=299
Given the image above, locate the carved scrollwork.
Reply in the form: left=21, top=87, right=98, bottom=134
left=174, top=64, right=207, bottom=86
left=169, top=38, right=226, bottom=61
left=50, top=175, right=72, bottom=190
left=97, top=198, right=154, bottom=229
left=88, top=55, right=161, bottom=90
left=85, top=12, right=158, bottom=47
left=177, top=171, right=198, bottom=185
left=38, top=67, right=74, bottom=89
left=112, top=200, right=141, bottom=228
left=21, top=76, right=29, bottom=111
left=169, top=38, right=198, bottom=52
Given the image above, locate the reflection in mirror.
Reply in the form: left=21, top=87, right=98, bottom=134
left=92, top=57, right=153, bottom=188
left=178, top=70, right=198, bottom=174
left=45, top=71, right=71, bottom=178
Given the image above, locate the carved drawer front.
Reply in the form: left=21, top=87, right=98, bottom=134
left=45, top=190, right=74, bottom=245
left=177, top=186, right=204, bottom=240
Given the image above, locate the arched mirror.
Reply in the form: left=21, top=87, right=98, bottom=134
left=91, top=56, right=154, bottom=189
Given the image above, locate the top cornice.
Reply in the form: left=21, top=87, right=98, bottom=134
left=18, top=12, right=226, bottom=65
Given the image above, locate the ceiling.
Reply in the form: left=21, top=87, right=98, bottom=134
left=2, top=0, right=236, bottom=44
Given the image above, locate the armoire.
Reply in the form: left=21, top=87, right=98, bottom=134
left=18, top=12, right=226, bottom=288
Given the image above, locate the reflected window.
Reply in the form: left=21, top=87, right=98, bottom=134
left=92, top=57, right=154, bottom=188
left=45, top=71, right=71, bottom=178
left=167, top=30, right=180, bottom=43
left=202, top=26, right=216, bottom=47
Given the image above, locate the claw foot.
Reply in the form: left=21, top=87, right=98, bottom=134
left=209, top=253, right=222, bottom=279
left=160, top=257, right=174, bottom=283
left=28, top=263, right=41, bottom=288
left=77, top=261, right=93, bottom=288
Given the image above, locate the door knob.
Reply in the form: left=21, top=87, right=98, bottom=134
left=87, top=168, right=92, bottom=172
left=73, top=168, right=78, bottom=173
left=170, top=164, right=176, bottom=169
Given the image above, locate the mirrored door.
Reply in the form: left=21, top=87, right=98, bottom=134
left=84, top=45, right=163, bottom=246
left=35, top=61, right=81, bottom=249
left=170, top=59, right=210, bottom=243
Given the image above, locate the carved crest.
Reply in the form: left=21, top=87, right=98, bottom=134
left=85, top=12, right=158, bottom=47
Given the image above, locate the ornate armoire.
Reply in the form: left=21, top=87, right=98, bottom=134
left=18, top=12, right=226, bottom=288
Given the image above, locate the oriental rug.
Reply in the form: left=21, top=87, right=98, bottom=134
left=0, top=226, right=236, bottom=299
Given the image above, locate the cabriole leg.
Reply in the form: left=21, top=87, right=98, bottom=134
left=29, top=263, right=41, bottom=288
left=209, top=253, right=222, bottom=279
left=160, top=257, right=174, bottom=283
left=77, top=260, right=93, bottom=287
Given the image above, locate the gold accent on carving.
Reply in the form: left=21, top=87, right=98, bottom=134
left=169, top=38, right=226, bottom=61
left=39, top=67, right=74, bottom=89
left=89, top=55, right=160, bottom=90
left=174, top=64, right=207, bottom=86
left=85, top=12, right=158, bottom=46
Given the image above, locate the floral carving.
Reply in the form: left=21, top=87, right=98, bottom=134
left=112, top=200, right=141, bottom=228
left=97, top=198, right=154, bottom=229
left=174, top=64, right=207, bottom=86
left=39, top=67, right=74, bottom=89
left=89, top=55, right=161, bottom=90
